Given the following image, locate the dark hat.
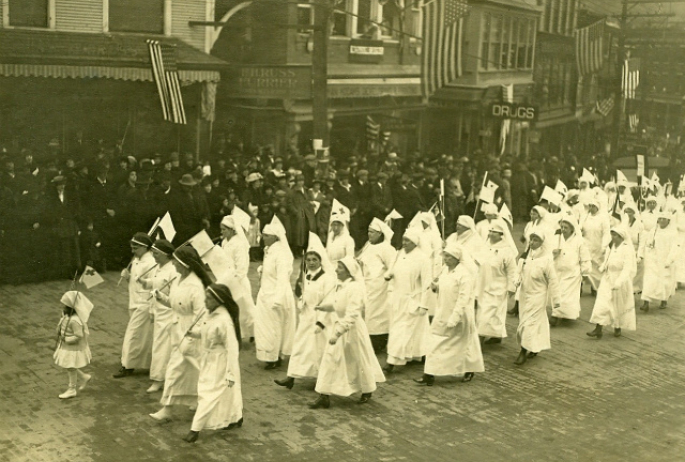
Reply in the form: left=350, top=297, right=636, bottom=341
left=169, top=152, right=180, bottom=161
left=130, top=232, right=153, bottom=248
left=151, top=239, right=174, bottom=256
left=377, top=171, right=389, bottom=180
left=136, top=172, right=154, bottom=185
left=312, top=176, right=323, bottom=185
left=337, top=170, right=350, bottom=179
left=179, top=173, right=197, bottom=186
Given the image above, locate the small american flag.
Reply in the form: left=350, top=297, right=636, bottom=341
left=421, top=0, right=470, bottom=97
left=596, top=96, right=615, bottom=117
left=574, top=19, right=605, bottom=76
left=622, top=58, right=640, bottom=100
left=147, top=40, right=187, bottom=125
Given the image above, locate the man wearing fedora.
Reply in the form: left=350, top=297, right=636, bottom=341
left=41, top=175, right=82, bottom=279
left=167, top=173, right=210, bottom=245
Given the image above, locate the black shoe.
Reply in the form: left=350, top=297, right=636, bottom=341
left=382, top=364, right=394, bottom=374
left=484, top=337, right=502, bottom=345
left=514, top=350, right=528, bottom=365
left=358, top=393, right=372, bottom=404
left=527, top=352, right=538, bottom=358
left=549, top=316, right=559, bottom=327
left=590, top=288, right=597, bottom=297
left=587, top=326, right=603, bottom=339
left=614, top=328, right=622, bottom=338
left=640, top=303, right=649, bottom=312
left=112, top=366, right=133, bottom=378
left=250, top=337, right=255, bottom=343
left=462, top=372, right=475, bottom=383
left=659, top=302, right=668, bottom=310
left=308, top=395, right=330, bottom=409
left=413, top=374, right=434, bottom=386
left=183, top=431, right=199, bottom=443
left=274, top=377, right=295, bottom=389
left=223, top=417, right=243, bottom=430
left=264, top=359, right=281, bottom=370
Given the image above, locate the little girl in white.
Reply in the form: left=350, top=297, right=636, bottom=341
left=54, top=291, right=94, bottom=399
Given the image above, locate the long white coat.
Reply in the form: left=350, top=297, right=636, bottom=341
left=589, top=242, right=636, bottom=330
left=551, top=232, right=590, bottom=320
left=674, top=210, right=685, bottom=284
left=424, top=264, right=484, bottom=377
left=190, top=307, right=242, bottom=431
left=254, top=240, right=296, bottom=362
left=220, top=235, right=256, bottom=339
left=358, top=241, right=396, bottom=335
left=581, top=212, right=611, bottom=289
left=326, top=232, right=355, bottom=262
left=144, top=261, right=177, bottom=382
left=517, top=251, right=560, bottom=353
left=287, top=268, right=335, bottom=379
left=475, top=241, right=517, bottom=338
left=624, top=216, right=644, bottom=292
left=160, top=273, right=206, bottom=406
left=315, top=279, right=385, bottom=396
left=417, top=227, right=443, bottom=316
left=121, top=251, right=156, bottom=369
left=640, top=225, right=680, bottom=302
left=386, top=248, right=432, bottom=365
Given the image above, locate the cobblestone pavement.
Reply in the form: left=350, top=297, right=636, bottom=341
left=2, top=233, right=685, bottom=462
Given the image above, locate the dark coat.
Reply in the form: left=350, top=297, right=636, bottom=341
left=167, top=186, right=210, bottom=245
left=286, top=187, right=317, bottom=248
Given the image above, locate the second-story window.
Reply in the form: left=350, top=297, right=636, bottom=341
left=8, top=0, right=48, bottom=28
left=109, top=0, right=165, bottom=34
left=481, top=13, right=535, bottom=71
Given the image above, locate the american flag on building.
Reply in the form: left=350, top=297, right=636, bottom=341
left=574, top=19, right=605, bottom=76
left=596, top=95, right=615, bottom=117
left=622, top=58, right=640, bottom=100
left=421, top=0, right=470, bottom=97
left=147, top=40, right=187, bottom=125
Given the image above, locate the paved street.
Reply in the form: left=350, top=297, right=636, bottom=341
left=2, top=239, right=685, bottom=462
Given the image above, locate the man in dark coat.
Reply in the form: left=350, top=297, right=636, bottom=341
left=41, top=175, right=81, bottom=279
left=285, top=173, right=317, bottom=253
left=370, top=171, right=393, bottom=219
left=167, top=174, right=211, bottom=246
left=391, top=171, right=425, bottom=247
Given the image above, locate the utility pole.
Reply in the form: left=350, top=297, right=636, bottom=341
left=610, top=0, right=629, bottom=159
left=312, top=0, right=330, bottom=148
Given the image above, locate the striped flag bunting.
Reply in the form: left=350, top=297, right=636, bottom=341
left=622, top=58, right=640, bottom=100
left=629, top=113, right=639, bottom=133
left=595, top=96, right=615, bottom=117
left=147, top=40, right=187, bottom=125
left=574, top=19, right=605, bottom=76
left=421, top=0, right=470, bottom=97
left=366, top=115, right=380, bottom=140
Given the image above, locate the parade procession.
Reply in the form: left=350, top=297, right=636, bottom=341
left=3, top=0, right=685, bottom=461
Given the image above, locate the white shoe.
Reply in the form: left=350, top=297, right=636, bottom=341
left=78, top=374, right=92, bottom=391
left=146, top=382, right=163, bottom=393
left=59, top=388, right=77, bottom=399
left=149, top=409, right=172, bottom=422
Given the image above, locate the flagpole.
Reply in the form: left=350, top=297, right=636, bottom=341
left=439, top=178, right=445, bottom=239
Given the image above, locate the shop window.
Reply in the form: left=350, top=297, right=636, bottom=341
left=109, top=0, right=164, bottom=34
left=330, top=0, right=385, bottom=38
left=356, top=0, right=374, bottom=36
left=481, top=13, right=491, bottom=69
left=379, top=0, right=400, bottom=39
left=8, top=0, right=49, bottom=28
left=297, top=1, right=313, bottom=32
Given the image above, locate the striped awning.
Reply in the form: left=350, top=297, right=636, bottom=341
left=0, top=63, right=220, bottom=83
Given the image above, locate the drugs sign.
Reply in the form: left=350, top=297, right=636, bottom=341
left=490, top=103, right=537, bottom=121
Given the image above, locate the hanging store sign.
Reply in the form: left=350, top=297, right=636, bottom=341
left=490, top=102, right=538, bottom=121
left=349, top=39, right=384, bottom=63
left=226, top=65, right=312, bottom=99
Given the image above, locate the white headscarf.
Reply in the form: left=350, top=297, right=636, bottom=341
left=263, top=215, right=288, bottom=243
left=369, top=217, right=394, bottom=242
left=61, top=291, right=94, bottom=323
left=306, top=231, right=334, bottom=274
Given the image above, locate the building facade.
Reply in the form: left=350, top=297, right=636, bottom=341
left=0, top=0, right=227, bottom=158
left=209, top=0, right=423, bottom=159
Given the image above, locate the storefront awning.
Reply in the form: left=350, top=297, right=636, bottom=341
left=0, top=30, right=227, bottom=83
